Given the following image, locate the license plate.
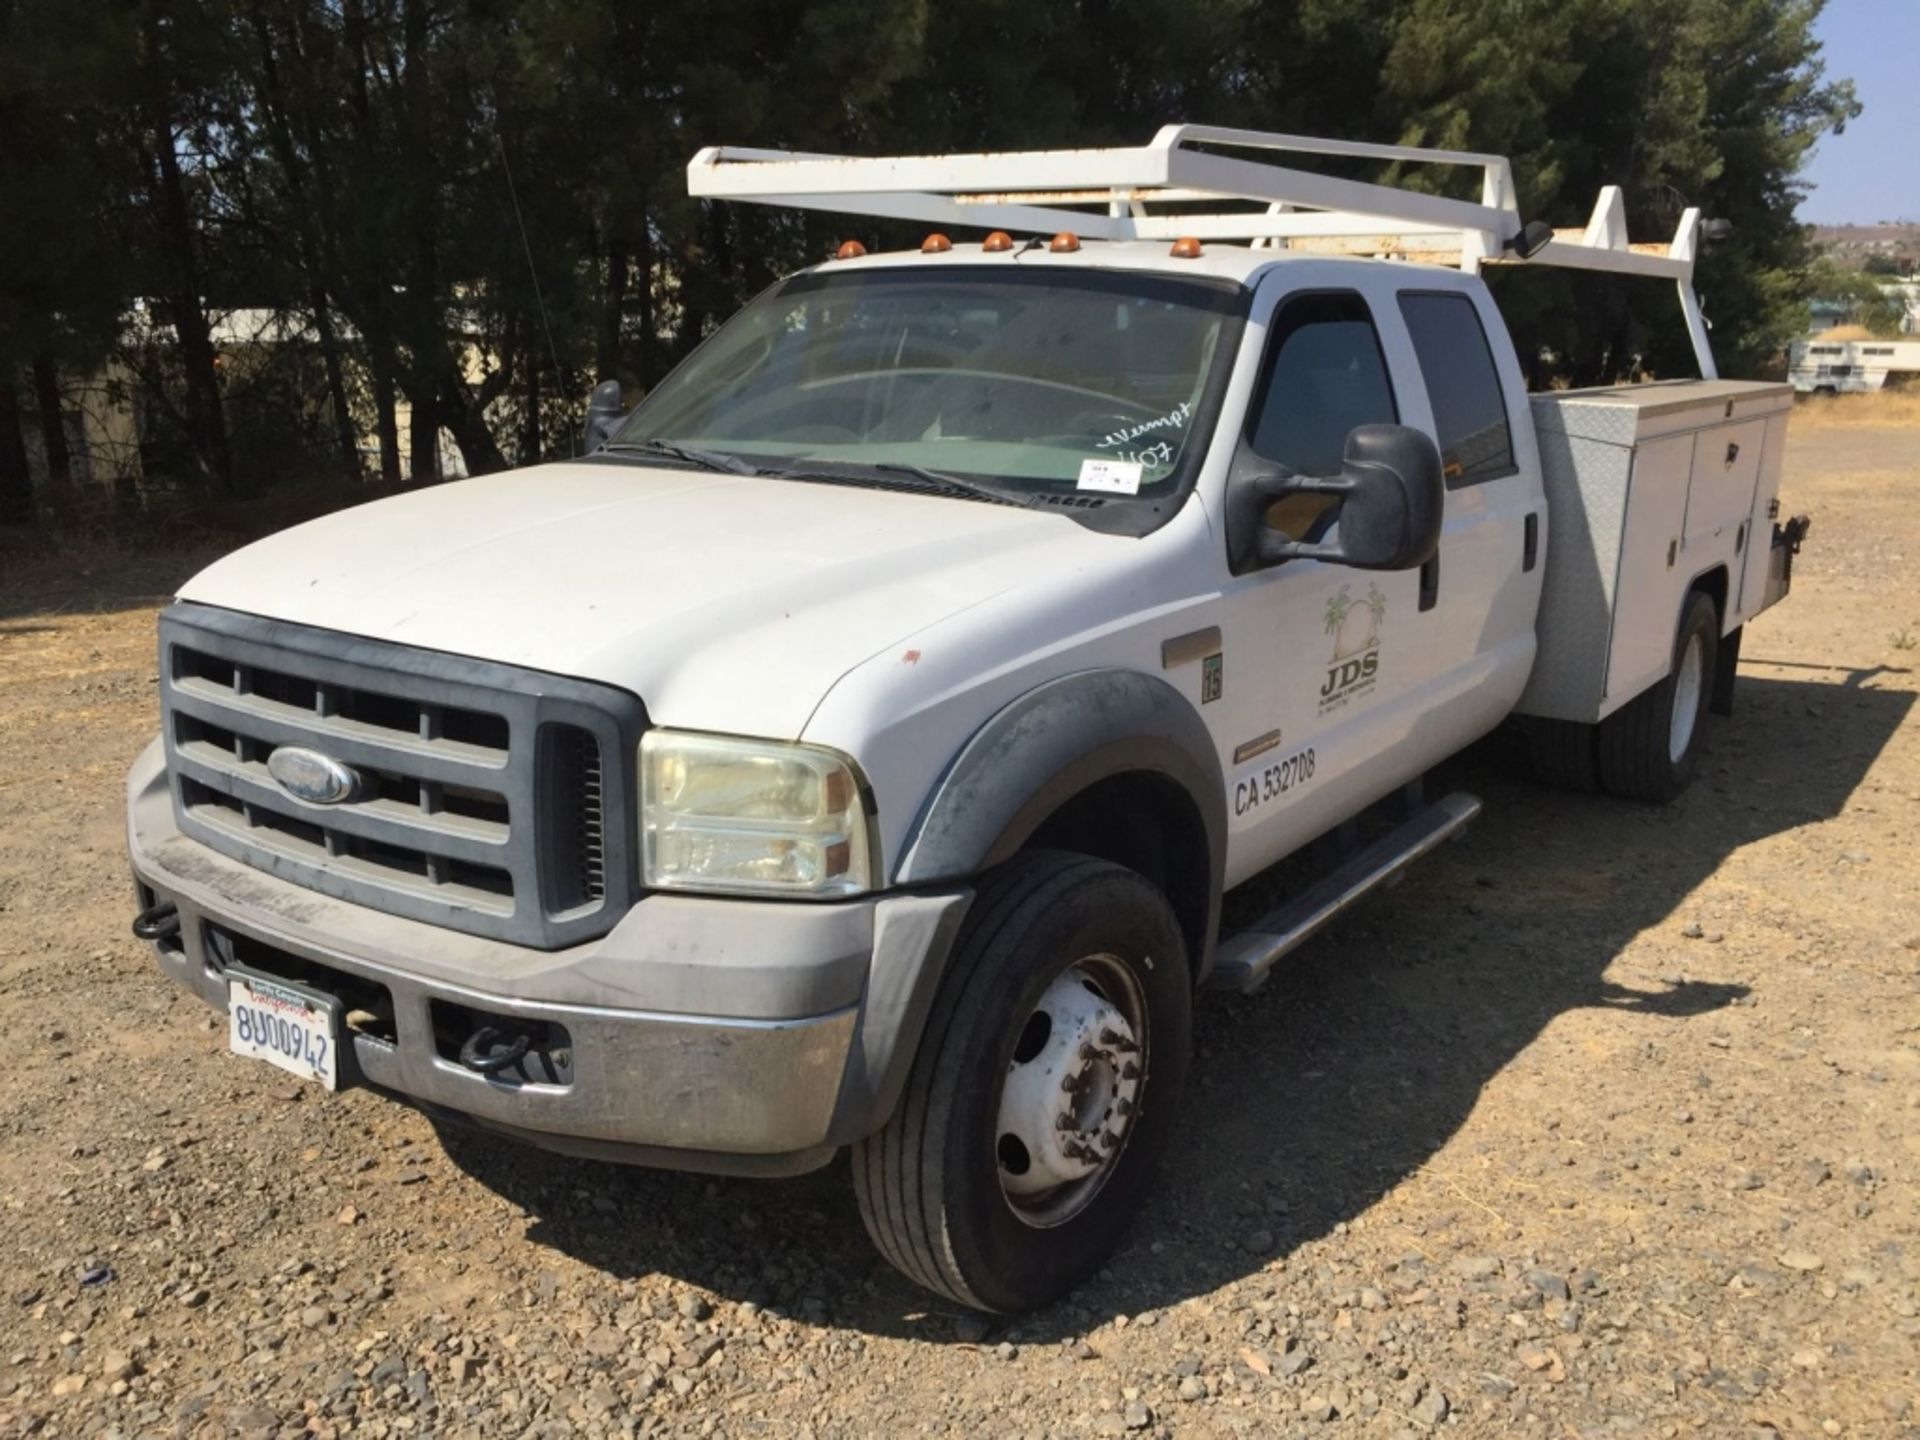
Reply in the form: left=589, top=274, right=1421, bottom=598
left=227, top=970, right=341, bottom=1091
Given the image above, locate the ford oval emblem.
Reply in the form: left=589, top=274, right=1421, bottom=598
left=266, top=746, right=363, bottom=805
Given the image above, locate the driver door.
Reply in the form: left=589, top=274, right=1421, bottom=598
left=1210, top=274, right=1445, bottom=887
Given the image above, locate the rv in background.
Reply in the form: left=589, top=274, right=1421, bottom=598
left=1789, top=337, right=1920, bottom=394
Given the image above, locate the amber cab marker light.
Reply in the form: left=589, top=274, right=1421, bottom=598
left=834, top=239, right=868, bottom=260
left=1049, top=232, right=1081, bottom=253
left=982, top=230, right=1014, bottom=253
left=921, top=233, right=953, bottom=253
left=1169, top=236, right=1203, bottom=259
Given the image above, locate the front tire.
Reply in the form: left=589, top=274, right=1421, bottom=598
left=853, top=851, right=1191, bottom=1312
left=1596, top=590, right=1719, bottom=802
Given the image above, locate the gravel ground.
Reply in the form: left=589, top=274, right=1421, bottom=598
left=1, top=418, right=1917, bottom=1439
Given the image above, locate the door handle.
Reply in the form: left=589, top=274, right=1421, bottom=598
left=1523, top=512, right=1539, bottom=572
left=1419, top=551, right=1439, bottom=612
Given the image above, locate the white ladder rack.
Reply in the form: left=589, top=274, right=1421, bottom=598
left=687, top=124, right=1718, bottom=378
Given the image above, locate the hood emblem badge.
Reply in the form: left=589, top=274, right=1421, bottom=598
left=267, top=746, right=363, bottom=806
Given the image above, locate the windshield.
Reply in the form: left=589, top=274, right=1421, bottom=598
left=611, top=265, right=1248, bottom=501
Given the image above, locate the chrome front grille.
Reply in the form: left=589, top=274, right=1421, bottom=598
left=159, top=604, right=644, bottom=949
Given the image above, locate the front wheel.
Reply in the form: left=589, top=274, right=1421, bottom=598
left=852, top=851, right=1191, bottom=1312
left=1596, top=590, right=1719, bottom=802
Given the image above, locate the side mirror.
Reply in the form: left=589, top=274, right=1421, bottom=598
left=1246, top=424, right=1444, bottom=572
left=1505, top=218, right=1555, bottom=260
left=582, top=379, right=624, bottom=452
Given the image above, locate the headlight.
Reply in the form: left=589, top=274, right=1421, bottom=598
left=640, top=731, right=874, bottom=897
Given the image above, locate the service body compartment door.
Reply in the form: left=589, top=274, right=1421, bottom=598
left=1683, top=418, right=1765, bottom=624
left=1684, top=419, right=1765, bottom=553
left=1606, top=435, right=1693, bottom=706
left=1735, top=411, right=1793, bottom=623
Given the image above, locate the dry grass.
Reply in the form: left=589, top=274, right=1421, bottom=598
left=1789, top=384, right=1920, bottom=430
left=1812, top=323, right=1882, bottom=342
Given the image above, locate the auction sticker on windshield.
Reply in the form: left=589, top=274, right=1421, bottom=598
left=1077, top=458, right=1144, bottom=494
left=227, top=969, right=341, bottom=1090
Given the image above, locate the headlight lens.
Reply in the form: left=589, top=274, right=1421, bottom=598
left=640, top=731, right=873, bottom=896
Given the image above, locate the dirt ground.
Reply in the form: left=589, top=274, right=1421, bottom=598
left=1, top=413, right=1917, bottom=1440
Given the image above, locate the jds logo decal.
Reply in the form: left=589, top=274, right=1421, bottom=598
left=1318, top=582, right=1386, bottom=714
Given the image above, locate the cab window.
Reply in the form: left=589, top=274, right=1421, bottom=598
left=1397, top=291, right=1516, bottom=485
left=1244, top=292, right=1397, bottom=540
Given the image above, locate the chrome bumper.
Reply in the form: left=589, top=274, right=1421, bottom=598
left=126, top=741, right=967, bottom=1172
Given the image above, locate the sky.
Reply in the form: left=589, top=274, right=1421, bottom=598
left=1798, top=0, right=1919, bottom=223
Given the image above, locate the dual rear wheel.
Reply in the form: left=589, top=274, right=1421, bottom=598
left=1528, top=590, right=1722, bottom=802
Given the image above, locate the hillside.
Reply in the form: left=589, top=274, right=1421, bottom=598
left=1812, top=220, right=1920, bottom=270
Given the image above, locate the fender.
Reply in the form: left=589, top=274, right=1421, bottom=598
left=894, top=667, right=1226, bottom=970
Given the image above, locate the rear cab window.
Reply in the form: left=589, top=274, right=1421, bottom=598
left=1397, top=291, right=1517, bottom=486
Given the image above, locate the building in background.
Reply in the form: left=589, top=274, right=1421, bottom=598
left=22, top=305, right=476, bottom=510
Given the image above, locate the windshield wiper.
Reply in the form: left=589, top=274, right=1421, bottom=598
left=769, top=459, right=1034, bottom=509
left=601, top=438, right=760, bottom=476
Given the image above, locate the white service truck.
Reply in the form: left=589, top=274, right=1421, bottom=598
left=127, top=127, right=1812, bottom=1312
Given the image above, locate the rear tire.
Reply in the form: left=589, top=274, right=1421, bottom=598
left=1524, top=716, right=1599, bottom=792
left=1596, top=590, right=1718, bottom=803
left=852, top=850, right=1191, bottom=1313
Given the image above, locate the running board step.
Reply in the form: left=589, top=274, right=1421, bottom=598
left=1207, top=791, right=1482, bottom=994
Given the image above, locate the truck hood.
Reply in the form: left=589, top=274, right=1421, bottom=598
left=177, top=461, right=1120, bottom=736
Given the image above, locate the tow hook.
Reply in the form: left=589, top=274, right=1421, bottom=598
left=458, top=1026, right=533, bottom=1075
left=131, top=901, right=181, bottom=942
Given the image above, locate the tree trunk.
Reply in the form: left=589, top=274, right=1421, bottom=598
left=599, top=227, right=627, bottom=381
left=334, top=0, right=400, bottom=486
left=401, top=0, right=441, bottom=485
left=310, top=291, right=360, bottom=480
left=409, top=385, right=439, bottom=482
left=635, top=204, right=657, bottom=384
left=437, top=362, right=510, bottom=477
left=244, top=1, right=360, bottom=483
left=0, top=380, right=33, bottom=525
left=441, top=403, right=508, bottom=477
left=523, top=347, right=541, bottom=465
left=370, top=348, right=401, bottom=484
left=29, top=352, right=73, bottom=507
left=142, top=14, right=233, bottom=500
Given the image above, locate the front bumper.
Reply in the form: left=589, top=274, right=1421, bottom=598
left=126, top=740, right=968, bottom=1175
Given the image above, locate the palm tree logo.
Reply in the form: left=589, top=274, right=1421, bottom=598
left=1362, top=582, right=1387, bottom=648
left=1323, top=586, right=1352, bottom=647
left=1326, top=583, right=1387, bottom=660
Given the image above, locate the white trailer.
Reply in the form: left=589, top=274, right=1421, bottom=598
left=1789, top=336, right=1920, bottom=393
left=128, top=125, right=1811, bottom=1312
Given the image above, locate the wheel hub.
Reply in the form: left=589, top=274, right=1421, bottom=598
left=997, top=963, right=1142, bottom=1207
left=1670, top=629, right=1705, bottom=763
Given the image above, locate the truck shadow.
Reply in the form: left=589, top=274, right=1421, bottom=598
left=434, top=669, right=1911, bottom=1344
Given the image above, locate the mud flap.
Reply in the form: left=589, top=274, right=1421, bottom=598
left=1711, top=625, right=1741, bottom=718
